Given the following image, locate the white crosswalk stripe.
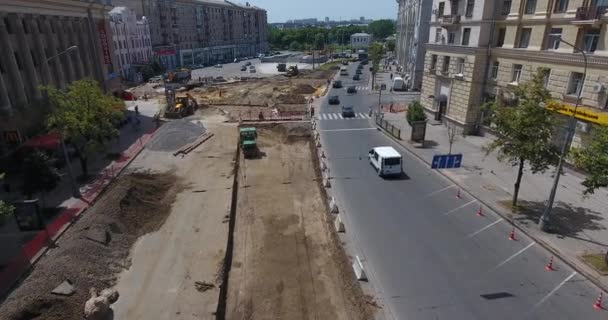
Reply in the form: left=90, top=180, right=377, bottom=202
left=318, top=113, right=370, bottom=121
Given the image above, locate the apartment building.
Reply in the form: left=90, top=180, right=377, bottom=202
left=395, top=0, right=433, bottom=90
left=0, top=0, right=117, bottom=143
left=114, top=0, right=268, bottom=69
left=109, top=6, right=153, bottom=83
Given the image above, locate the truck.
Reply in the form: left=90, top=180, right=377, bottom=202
left=239, top=127, right=258, bottom=158
left=393, top=77, right=406, bottom=91
left=286, top=65, right=299, bottom=77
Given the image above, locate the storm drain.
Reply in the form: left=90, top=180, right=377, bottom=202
left=480, top=292, right=514, bottom=300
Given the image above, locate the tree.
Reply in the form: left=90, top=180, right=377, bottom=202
left=570, top=125, right=608, bottom=195
left=22, top=151, right=61, bottom=201
left=0, top=173, right=14, bottom=219
left=314, top=33, right=326, bottom=50
left=386, top=39, right=396, bottom=52
left=446, top=123, right=459, bottom=155
left=406, top=101, right=427, bottom=123
left=45, top=79, right=124, bottom=178
left=368, top=19, right=395, bottom=40
left=485, top=69, right=559, bottom=207
left=369, top=42, right=385, bottom=88
left=288, top=41, right=302, bottom=51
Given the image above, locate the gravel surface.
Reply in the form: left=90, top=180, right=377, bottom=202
left=146, top=119, right=206, bottom=152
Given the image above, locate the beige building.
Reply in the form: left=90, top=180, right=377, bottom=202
left=420, top=0, right=608, bottom=136
left=0, top=0, right=117, bottom=145
left=109, top=6, right=153, bottom=82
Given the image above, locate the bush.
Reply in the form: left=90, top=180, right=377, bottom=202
left=406, top=101, right=427, bottom=124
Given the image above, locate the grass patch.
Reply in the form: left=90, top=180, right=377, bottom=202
left=497, top=199, right=522, bottom=214
left=581, top=253, right=608, bottom=275
left=317, top=60, right=344, bottom=71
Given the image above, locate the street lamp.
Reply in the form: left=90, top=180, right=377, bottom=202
left=43, top=45, right=81, bottom=199
left=538, top=38, right=587, bottom=232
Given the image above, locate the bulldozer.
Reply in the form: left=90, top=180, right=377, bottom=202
left=239, top=127, right=258, bottom=158
left=286, top=65, right=299, bottom=77
left=165, top=91, right=199, bottom=119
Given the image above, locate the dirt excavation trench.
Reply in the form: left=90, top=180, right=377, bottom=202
left=223, top=123, right=372, bottom=320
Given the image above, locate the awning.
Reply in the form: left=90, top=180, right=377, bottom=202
left=546, top=100, right=608, bottom=126
left=22, top=133, right=60, bottom=150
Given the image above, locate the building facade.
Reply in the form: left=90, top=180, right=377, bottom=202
left=114, top=0, right=269, bottom=69
left=0, top=0, right=117, bottom=141
left=109, top=6, right=153, bottom=83
left=395, top=0, right=433, bottom=90
left=351, top=32, right=372, bottom=49
left=420, top=0, right=608, bottom=138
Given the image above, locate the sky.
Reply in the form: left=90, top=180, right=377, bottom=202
left=246, top=0, right=398, bottom=23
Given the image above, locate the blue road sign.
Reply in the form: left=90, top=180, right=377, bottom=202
left=431, top=154, right=463, bottom=169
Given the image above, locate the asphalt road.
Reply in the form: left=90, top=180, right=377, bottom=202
left=318, top=62, right=604, bottom=319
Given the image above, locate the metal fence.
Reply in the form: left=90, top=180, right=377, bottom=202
left=374, top=112, right=401, bottom=140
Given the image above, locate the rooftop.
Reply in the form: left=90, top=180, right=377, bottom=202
left=374, top=146, right=401, bottom=158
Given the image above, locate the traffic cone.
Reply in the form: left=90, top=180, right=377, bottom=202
left=545, top=256, right=555, bottom=271
left=594, top=292, right=604, bottom=310
left=456, top=188, right=462, bottom=199
left=508, top=228, right=516, bottom=241
left=476, top=205, right=483, bottom=217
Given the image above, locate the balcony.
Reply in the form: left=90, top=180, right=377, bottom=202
left=440, top=15, right=461, bottom=27
left=573, top=6, right=608, bottom=25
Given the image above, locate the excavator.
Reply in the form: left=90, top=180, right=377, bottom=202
left=165, top=91, right=199, bottom=118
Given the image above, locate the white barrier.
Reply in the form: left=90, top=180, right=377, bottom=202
left=320, top=160, right=327, bottom=171
left=334, top=214, right=345, bottom=232
left=352, top=256, right=367, bottom=281
left=329, top=197, right=339, bottom=213
left=323, top=173, right=331, bottom=188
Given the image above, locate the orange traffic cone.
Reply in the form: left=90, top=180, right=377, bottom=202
left=594, top=292, right=604, bottom=310
left=508, top=228, right=516, bottom=241
left=476, top=205, right=483, bottom=217
left=545, top=256, right=555, bottom=271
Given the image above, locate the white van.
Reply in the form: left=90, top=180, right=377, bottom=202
left=339, top=66, right=348, bottom=76
left=393, top=76, right=406, bottom=91
left=368, top=146, right=402, bottom=177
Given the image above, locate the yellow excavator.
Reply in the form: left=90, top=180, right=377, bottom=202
left=165, top=91, right=199, bottom=118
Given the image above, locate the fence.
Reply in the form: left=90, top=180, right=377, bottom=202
left=374, top=112, right=402, bottom=140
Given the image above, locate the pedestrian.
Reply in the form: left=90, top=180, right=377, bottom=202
left=134, top=105, right=139, bottom=116
left=310, top=106, right=315, bottom=117
left=390, top=73, right=393, bottom=80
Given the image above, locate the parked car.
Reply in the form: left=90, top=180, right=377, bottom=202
left=240, top=66, right=247, bottom=71
left=328, top=95, right=340, bottom=105
left=361, top=59, right=369, bottom=65
left=341, top=106, right=355, bottom=118
left=356, top=69, right=362, bottom=75
left=353, top=74, right=361, bottom=81
left=245, top=61, right=252, bottom=66
left=214, top=64, right=223, bottom=68
left=347, top=86, right=357, bottom=94
left=249, top=67, right=257, bottom=73
left=357, top=64, right=364, bottom=70
left=341, top=60, right=349, bottom=66
left=332, top=80, right=343, bottom=88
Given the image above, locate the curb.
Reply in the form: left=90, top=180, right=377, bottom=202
left=373, top=121, right=608, bottom=294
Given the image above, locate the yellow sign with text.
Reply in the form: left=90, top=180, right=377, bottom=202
left=546, top=101, right=608, bottom=126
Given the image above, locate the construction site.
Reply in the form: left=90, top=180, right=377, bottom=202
left=0, top=65, right=372, bottom=319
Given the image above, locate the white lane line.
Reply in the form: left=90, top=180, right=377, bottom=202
left=427, top=185, right=456, bottom=197
left=362, top=113, right=370, bottom=119
left=467, top=218, right=504, bottom=238
left=320, top=128, right=377, bottom=132
left=320, top=114, right=327, bottom=120
left=443, top=200, right=476, bottom=216
left=330, top=113, right=336, bottom=120
left=492, top=242, right=535, bottom=271
left=534, top=271, right=577, bottom=308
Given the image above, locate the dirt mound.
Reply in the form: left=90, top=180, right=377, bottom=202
left=147, top=119, right=205, bottom=152
left=276, top=93, right=306, bottom=104
left=1, top=172, right=180, bottom=320
left=291, top=84, right=316, bottom=94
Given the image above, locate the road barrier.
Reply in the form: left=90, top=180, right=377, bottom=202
left=545, top=256, right=555, bottom=271
left=594, top=292, right=604, bottom=310
left=329, top=197, right=339, bottom=213
left=476, top=205, right=484, bottom=217
left=509, top=228, right=517, bottom=241
left=334, top=215, right=345, bottom=233
left=322, top=172, right=331, bottom=188
left=320, top=160, right=327, bottom=171
left=374, top=112, right=401, bottom=140
left=352, top=256, right=367, bottom=281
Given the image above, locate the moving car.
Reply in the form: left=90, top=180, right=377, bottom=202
left=328, top=95, right=340, bottom=105
left=353, top=74, right=361, bottom=81
left=245, top=61, right=252, bottom=66
left=356, top=69, right=362, bottom=75
left=347, top=86, right=357, bottom=94
left=214, top=64, right=223, bottom=68
left=240, top=66, right=247, bottom=71
left=368, top=146, right=402, bottom=177
left=341, top=106, right=355, bottom=118
left=249, top=67, right=257, bottom=73
left=393, top=77, right=406, bottom=91
left=341, top=60, right=349, bottom=66
left=357, top=64, right=364, bottom=70
left=339, top=66, right=348, bottom=76
left=332, top=80, right=343, bottom=88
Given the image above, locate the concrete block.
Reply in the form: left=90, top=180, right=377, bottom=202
left=334, top=215, right=345, bottom=232
left=323, top=173, right=331, bottom=188
left=320, top=160, right=327, bottom=171
left=352, top=256, right=367, bottom=281
left=329, top=197, right=339, bottom=213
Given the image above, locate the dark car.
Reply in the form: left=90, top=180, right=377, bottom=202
left=357, top=64, right=364, bottom=70
left=341, top=106, right=355, bottom=118
left=356, top=69, right=362, bottom=75
left=328, top=95, right=340, bottom=105
left=353, top=74, right=361, bottom=81
left=245, top=61, right=252, bottom=66
left=332, top=80, right=343, bottom=88
left=361, top=59, right=369, bottom=65
left=347, top=86, right=357, bottom=94
left=240, top=66, right=247, bottom=71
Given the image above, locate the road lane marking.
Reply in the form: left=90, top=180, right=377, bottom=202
left=443, top=200, right=476, bottom=215
left=467, top=218, right=504, bottom=238
left=320, top=128, right=377, bottom=132
left=492, top=242, right=535, bottom=271
left=534, top=271, right=577, bottom=309
left=338, top=114, right=344, bottom=119
left=427, top=185, right=456, bottom=197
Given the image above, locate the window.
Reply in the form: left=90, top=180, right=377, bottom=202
left=435, top=28, right=442, bottom=42
left=438, top=2, right=445, bottom=17
left=490, top=61, right=499, bottom=80
left=502, top=0, right=512, bottom=15
left=462, top=28, right=471, bottom=45
left=524, top=0, right=537, bottom=14
left=567, top=72, right=584, bottom=95
left=546, top=28, right=562, bottom=50
left=448, top=32, right=455, bottom=44
left=430, top=54, right=438, bottom=70
left=451, top=0, right=459, bottom=15
left=497, top=28, right=506, bottom=47
left=554, top=0, right=568, bottom=13
left=582, top=29, right=600, bottom=53
left=442, top=56, right=450, bottom=73
left=465, top=0, right=475, bottom=17
left=517, top=28, right=532, bottom=48
left=456, top=58, right=465, bottom=74
left=511, top=64, right=522, bottom=83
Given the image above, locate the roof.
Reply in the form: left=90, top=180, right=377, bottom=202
left=240, top=127, right=257, bottom=132
left=351, top=33, right=370, bottom=37
left=374, top=146, right=401, bottom=158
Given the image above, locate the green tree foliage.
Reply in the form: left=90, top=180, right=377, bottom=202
left=22, top=151, right=61, bottom=200
left=485, top=69, right=559, bottom=207
left=267, top=25, right=367, bottom=49
left=0, top=172, right=14, bottom=218
left=369, top=42, right=385, bottom=88
left=406, top=101, right=427, bottom=123
left=570, top=125, right=608, bottom=195
left=45, top=79, right=124, bottom=178
left=386, top=39, right=396, bottom=52
left=367, top=19, right=395, bottom=40
left=314, top=33, right=326, bottom=50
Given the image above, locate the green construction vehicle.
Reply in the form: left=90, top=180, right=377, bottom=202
left=239, top=127, right=258, bottom=158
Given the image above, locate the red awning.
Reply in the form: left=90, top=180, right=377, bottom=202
left=22, top=133, right=60, bottom=150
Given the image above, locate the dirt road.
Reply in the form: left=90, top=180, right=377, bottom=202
left=225, top=123, right=371, bottom=320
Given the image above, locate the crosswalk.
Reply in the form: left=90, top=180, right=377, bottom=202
left=352, top=86, right=370, bottom=92
left=318, top=113, right=371, bottom=120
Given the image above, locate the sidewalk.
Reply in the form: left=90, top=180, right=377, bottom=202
left=380, top=111, right=608, bottom=290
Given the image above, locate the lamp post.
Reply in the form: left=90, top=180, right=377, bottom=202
left=538, top=38, right=587, bottom=232
left=43, top=45, right=81, bottom=199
